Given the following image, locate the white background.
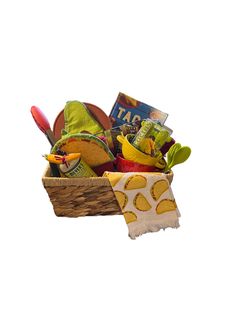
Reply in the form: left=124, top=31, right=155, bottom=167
left=0, top=0, right=235, bottom=313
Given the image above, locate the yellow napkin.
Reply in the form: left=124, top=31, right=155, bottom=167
left=103, top=172, right=180, bottom=239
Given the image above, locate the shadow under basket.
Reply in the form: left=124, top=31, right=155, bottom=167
left=42, top=167, right=173, bottom=218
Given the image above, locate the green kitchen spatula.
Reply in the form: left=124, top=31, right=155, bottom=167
left=166, top=143, right=191, bottom=172
left=167, top=143, right=181, bottom=168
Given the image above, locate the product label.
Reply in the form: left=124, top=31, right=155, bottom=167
left=60, top=158, right=97, bottom=178
left=109, top=92, right=168, bottom=127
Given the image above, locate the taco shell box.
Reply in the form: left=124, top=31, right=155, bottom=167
left=42, top=166, right=173, bottom=217
left=109, top=92, right=168, bottom=127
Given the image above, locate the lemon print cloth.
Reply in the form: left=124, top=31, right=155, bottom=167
left=103, top=172, right=180, bottom=239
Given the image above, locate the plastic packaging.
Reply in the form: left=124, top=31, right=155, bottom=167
left=131, top=119, right=172, bottom=157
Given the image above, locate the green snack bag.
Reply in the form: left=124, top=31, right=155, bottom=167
left=63, top=101, right=104, bottom=136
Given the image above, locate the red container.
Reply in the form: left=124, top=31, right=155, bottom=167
left=115, top=154, right=159, bottom=172
left=92, top=161, right=115, bottom=176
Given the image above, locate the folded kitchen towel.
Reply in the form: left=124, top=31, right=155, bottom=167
left=103, top=171, right=180, bottom=239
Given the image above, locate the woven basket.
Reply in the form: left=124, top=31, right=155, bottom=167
left=42, top=167, right=173, bottom=218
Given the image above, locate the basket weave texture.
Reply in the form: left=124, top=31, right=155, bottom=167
left=42, top=167, right=173, bottom=217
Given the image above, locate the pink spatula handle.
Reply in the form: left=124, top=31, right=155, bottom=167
left=30, top=106, right=56, bottom=146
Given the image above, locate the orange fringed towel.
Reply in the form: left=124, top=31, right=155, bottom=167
left=103, top=172, right=180, bottom=239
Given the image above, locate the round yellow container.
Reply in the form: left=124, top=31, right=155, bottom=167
left=117, top=134, right=166, bottom=169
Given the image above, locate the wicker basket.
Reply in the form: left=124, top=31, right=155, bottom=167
left=42, top=167, right=173, bottom=218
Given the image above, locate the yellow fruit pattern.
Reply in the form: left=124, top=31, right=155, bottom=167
left=123, top=211, right=137, bottom=224
left=133, top=193, right=152, bottom=211
left=124, top=175, right=147, bottom=190
left=151, top=180, right=169, bottom=201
